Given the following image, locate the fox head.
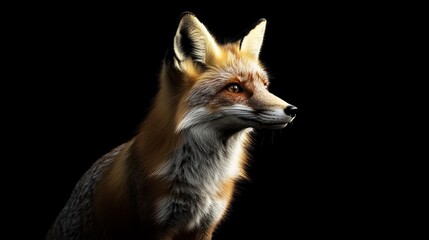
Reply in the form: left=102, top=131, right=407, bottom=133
left=159, top=12, right=297, bottom=132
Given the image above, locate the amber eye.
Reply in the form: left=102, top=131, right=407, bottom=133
left=226, top=83, right=243, bottom=93
left=264, top=82, right=269, bottom=88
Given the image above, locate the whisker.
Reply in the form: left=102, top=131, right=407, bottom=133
left=271, top=130, right=275, bottom=144
left=260, top=133, right=265, bottom=146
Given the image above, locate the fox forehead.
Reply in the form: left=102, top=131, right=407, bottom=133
left=203, top=46, right=269, bottom=84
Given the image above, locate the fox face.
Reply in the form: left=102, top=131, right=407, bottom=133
left=165, top=12, right=297, bottom=132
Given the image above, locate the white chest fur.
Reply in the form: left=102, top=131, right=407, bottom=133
left=154, top=127, right=249, bottom=229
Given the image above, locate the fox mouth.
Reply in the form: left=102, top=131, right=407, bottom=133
left=236, top=107, right=296, bottom=129
left=238, top=117, right=291, bottom=129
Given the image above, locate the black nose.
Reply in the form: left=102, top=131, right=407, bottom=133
left=285, top=105, right=298, bottom=118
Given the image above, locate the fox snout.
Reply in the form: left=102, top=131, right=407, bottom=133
left=245, top=88, right=297, bottom=129
left=258, top=102, right=297, bottom=129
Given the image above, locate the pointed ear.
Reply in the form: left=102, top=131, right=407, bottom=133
left=173, top=12, right=220, bottom=66
left=240, top=19, right=267, bottom=59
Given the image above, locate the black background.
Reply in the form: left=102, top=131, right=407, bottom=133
left=6, top=1, right=409, bottom=239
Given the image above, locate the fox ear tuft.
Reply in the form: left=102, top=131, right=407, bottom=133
left=173, top=12, right=219, bottom=66
left=240, top=19, right=267, bottom=59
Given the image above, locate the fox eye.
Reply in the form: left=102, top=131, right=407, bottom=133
left=226, top=83, right=243, bottom=93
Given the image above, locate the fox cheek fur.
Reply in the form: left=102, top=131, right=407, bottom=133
left=46, top=12, right=297, bottom=240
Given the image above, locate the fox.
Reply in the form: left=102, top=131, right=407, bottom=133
left=46, top=12, right=297, bottom=240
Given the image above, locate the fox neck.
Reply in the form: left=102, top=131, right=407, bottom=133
left=156, top=126, right=250, bottom=189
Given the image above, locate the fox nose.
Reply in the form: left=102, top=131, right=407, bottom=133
left=285, top=105, right=298, bottom=118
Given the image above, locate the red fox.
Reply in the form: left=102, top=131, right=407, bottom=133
left=47, top=12, right=297, bottom=240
